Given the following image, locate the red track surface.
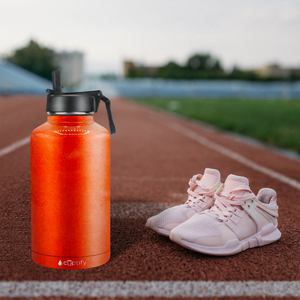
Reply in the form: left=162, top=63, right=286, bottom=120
left=0, top=96, right=300, bottom=284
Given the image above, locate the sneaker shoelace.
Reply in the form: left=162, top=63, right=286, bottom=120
left=207, top=185, right=255, bottom=221
left=185, top=174, right=215, bottom=208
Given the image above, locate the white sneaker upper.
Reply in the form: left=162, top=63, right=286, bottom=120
left=170, top=174, right=281, bottom=255
left=145, top=168, right=222, bottom=236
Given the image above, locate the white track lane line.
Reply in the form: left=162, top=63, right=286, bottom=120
left=0, top=136, right=30, bottom=158
left=0, top=281, right=299, bottom=297
left=166, top=122, right=300, bottom=191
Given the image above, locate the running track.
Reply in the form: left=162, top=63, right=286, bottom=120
left=0, top=95, right=300, bottom=299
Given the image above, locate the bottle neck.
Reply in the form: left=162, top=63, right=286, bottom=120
left=47, top=115, right=94, bottom=126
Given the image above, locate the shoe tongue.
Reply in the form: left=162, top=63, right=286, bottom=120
left=196, top=168, right=220, bottom=190
left=188, top=169, right=220, bottom=207
left=223, top=174, right=249, bottom=194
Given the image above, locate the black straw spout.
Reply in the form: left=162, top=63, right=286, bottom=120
left=46, top=71, right=63, bottom=95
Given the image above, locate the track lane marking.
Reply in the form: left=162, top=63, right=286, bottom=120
left=0, top=136, right=30, bottom=158
left=0, top=281, right=299, bottom=297
left=165, top=122, right=300, bottom=191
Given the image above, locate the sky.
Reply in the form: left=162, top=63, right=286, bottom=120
left=1, top=0, right=300, bottom=75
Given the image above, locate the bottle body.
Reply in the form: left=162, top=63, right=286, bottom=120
left=31, top=115, right=111, bottom=269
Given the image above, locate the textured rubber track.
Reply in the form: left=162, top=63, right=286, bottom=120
left=0, top=96, right=299, bottom=283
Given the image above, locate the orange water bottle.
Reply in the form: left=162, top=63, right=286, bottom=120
left=31, top=71, right=116, bottom=269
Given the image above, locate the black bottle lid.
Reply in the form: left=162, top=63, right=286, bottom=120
left=46, top=71, right=116, bottom=134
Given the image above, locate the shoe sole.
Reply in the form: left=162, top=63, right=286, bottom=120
left=145, top=218, right=170, bottom=237
left=170, top=223, right=281, bottom=256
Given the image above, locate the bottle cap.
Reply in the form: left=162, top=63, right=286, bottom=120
left=46, top=71, right=116, bottom=134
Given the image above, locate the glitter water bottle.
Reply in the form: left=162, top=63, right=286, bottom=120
left=31, top=71, right=116, bottom=269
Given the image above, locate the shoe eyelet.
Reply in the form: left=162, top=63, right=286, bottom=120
left=248, top=205, right=250, bottom=208
left=251, top=200, right=254, bottom=203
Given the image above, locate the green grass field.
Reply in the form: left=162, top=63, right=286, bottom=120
left=133, top=98, right=300, bottom=155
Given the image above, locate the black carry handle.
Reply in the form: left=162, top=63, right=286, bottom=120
left=101, top=95, right=116, bottom=135
left=64, top=90, right=116, bottom=135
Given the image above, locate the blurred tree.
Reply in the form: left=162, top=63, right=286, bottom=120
left=186, top=53, right=223, bottom=72
left=157, top=53, right=225, bottom=79
left=158, top=61, right=182, bottom=79
left=229, top=65, right=261, bottom=81
left=125, top=53, right=299, bottom=81
left=127, top=67, right=146, bottom=78
left=6, top=40, right=58, bottom=80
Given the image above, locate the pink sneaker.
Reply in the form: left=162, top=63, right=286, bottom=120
left=145, top=168, right=222, bottom=236
left=170, top=174, right=281, bottom=255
